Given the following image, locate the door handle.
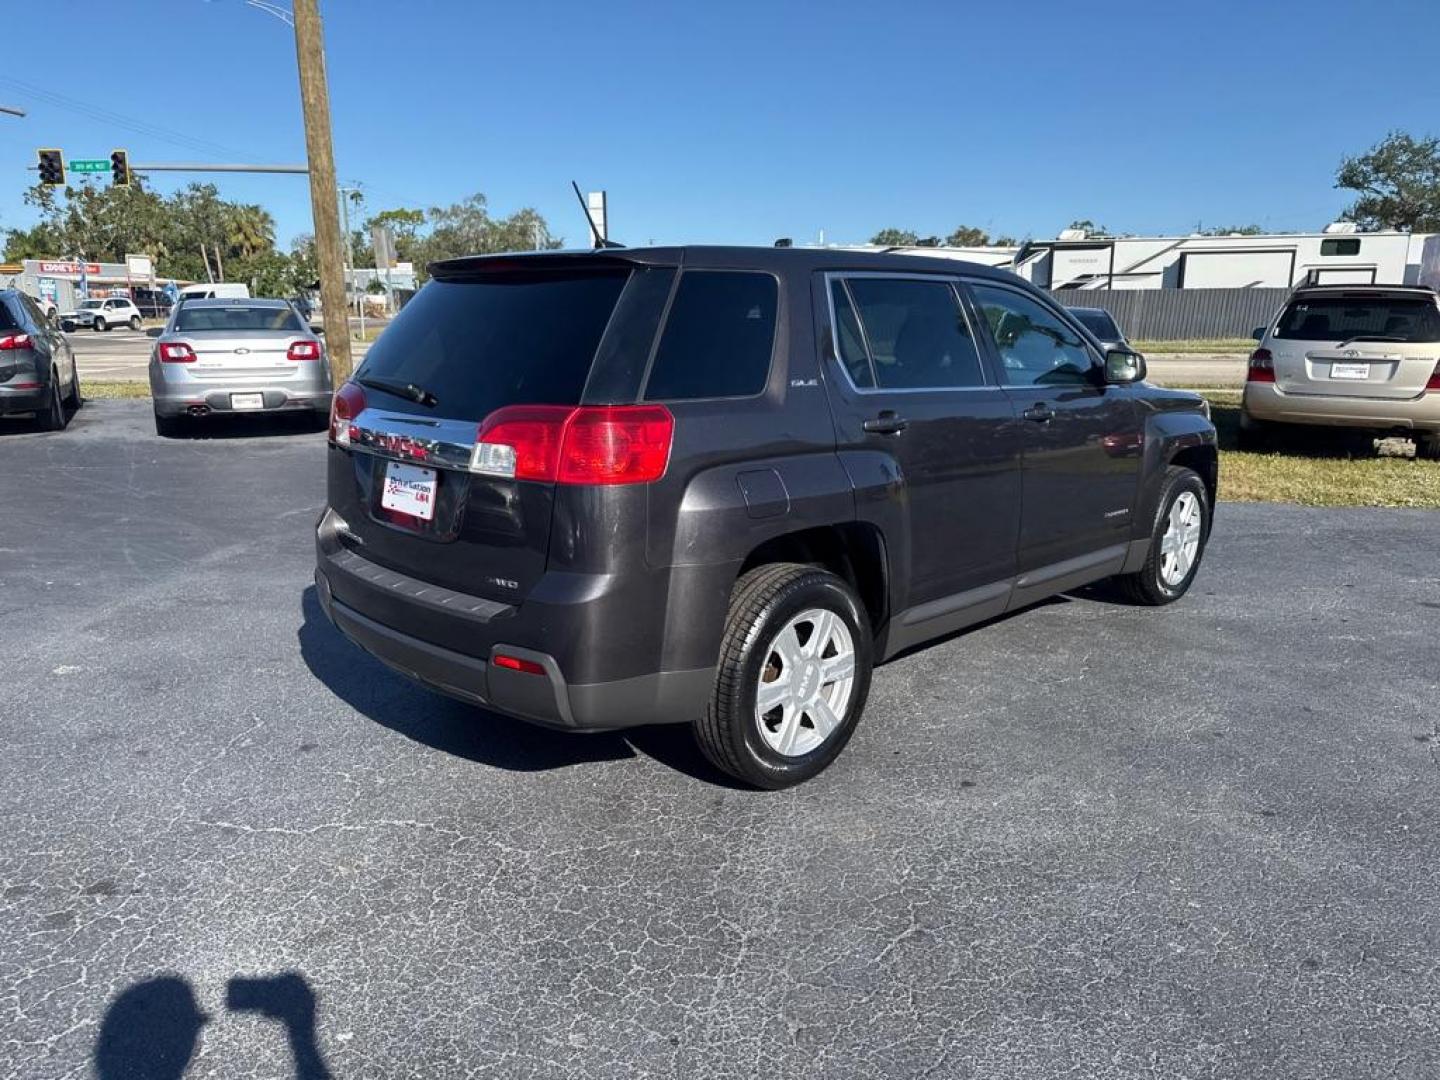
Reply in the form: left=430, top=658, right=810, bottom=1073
left=1021, top=403, right=1055, bottom=423
left=863, top=410, right=908, bottom=435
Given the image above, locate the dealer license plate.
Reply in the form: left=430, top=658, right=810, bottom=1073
left=381, top=461, right=437, bottom=521
left=1330, top=362, right=1370, bottom=380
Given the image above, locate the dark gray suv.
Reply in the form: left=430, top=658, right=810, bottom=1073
left=315, top=247, right=1217, bottom=787
left=0, top=288, right=81, bottom=431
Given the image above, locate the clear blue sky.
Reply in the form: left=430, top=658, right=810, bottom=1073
left=3, top=0, right=1438, bottom=250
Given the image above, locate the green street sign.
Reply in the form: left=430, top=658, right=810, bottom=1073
left=68, top=159, right=108, bottom=173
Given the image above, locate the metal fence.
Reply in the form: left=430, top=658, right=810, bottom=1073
left=1054, top=287, right=1290, bottom=341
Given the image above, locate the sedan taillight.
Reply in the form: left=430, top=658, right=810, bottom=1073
left=287, top=340, right=321, bottom=361
left=1247, top=348, right=1275, bottom=383
left=157, top=342, right=196, bottom=363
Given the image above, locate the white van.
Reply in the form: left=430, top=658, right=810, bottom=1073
left=178, top=283, right=250, bottom=301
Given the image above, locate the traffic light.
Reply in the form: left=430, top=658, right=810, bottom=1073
left=110, top=149, right=130, bottom=186
left=37, top=148, right=64, bottom=186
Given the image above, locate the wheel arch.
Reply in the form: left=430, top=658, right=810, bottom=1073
left=737, top=522, right=889, bottom=633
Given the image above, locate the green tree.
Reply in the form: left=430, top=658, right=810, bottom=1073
left=1199, top=224, right=1263, bottom=236
left=1337, top=131, right=1440, bottom=231
left=944, top=225, right=990, bottom=246
left=1067, top=219, right=1109, bottom=236
left=869, top=228, right=919, bottom=246
left=366, top=207, right=426, bottom=262
left=225, top=204, right=276, bottom=260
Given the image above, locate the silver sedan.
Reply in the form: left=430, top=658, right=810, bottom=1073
left=148, top=298, right=332, bottom=436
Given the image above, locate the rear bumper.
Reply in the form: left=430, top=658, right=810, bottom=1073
left=1243, top=383, right=1440, bottom=432
left=313, top=519, right=714, bottom=731
left=0, top=385, right=46, bottom=415
left=151, top=362, right=332, bottom=417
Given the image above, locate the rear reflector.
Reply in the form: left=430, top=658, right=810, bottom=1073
left=287, top=340, right=321, bottom=361
left=1247, top=348, right=1275, bottom=383
left=0, top=333, right=32, bottom=351
left=329, top=382, right=366, bottom=446
left=158, top=342, right=196, bottom=363
left=471, top=404, right=674, bottom=485
left=493, top=654, right=546, bottom=676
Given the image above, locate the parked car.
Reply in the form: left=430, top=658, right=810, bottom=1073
left=1242, top=284, right=1440, bottom=458
left=0, top=288, right=81, bottom=431
left=131, top=286, right=173, bottom=320
left=148, top=298, right=331, bottom=437
left=314, top=247, right=1217, bottom=788
left=1068, top=306, right=1130, bottom=350
left=177, top=282, right=250, bottom=302
left=59, top=297, right=143, bottom=332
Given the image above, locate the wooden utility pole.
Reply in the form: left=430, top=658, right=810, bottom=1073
left=292, top=0, right=352, bottom=382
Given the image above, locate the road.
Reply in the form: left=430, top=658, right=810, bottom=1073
left=63, top=330, right=1242, bottom=388
left=2, top=401, right=1437, bottom=1079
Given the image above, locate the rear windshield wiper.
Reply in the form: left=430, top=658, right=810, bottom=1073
left=1338, top=335, right=1406, bottom=345
left=357, top=375, right=438, bottom=408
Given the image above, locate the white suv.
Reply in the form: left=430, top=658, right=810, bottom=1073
left=60, top=297, right=143, bottom=332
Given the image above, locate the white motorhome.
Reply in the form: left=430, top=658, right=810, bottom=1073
left=880, top=226, right=1440, bottom=291
left=178, top=282, right=250, bottom=301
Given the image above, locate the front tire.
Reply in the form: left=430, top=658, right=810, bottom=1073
left=694, top=563, right=873, bottom=789
left=1113, top=466, right=1210, bottom=606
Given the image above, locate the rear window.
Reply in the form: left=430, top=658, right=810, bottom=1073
left=176, top=305, right=305, bottom=333
left=1274, top=296, right=1440, bottom=342
left=355, top=271, right=629, bottom=420
left=643, top=271, right=777, bottom=400
left=1071, top=309, right=1120, bottom=340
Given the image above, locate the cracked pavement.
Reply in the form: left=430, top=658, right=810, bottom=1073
left=2, top=400, right=1438, bottom=1079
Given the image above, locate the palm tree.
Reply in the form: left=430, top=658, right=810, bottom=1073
left=225, top=205, right=276, bottom=260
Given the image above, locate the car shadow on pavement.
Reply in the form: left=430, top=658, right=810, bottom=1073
left=158, top=412, right=329, bottom=440
left=297, top=586, right=742, bottom=787
left=95, top=971, right=332, bottom=1080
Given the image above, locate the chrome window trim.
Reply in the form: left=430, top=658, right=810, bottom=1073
left=822, top=271, right=998, bottom=395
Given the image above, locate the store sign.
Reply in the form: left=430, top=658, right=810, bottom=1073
left=38, top=261, right=102, bottom=275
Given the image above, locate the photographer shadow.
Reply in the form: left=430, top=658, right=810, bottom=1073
left=95, top=972, right=331, bottom=1080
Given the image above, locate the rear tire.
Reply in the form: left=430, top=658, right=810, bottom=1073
left=94, top=317, right=107, bottom=332
left=1418, top=434, right=1440, bottom=462
left=128, top=315, right=141, bottom=331
left=154, top=412, right=186, bottom=438
left=1237, top=409, right=1272, bottom=450
left=1113, top=465, right=1210, bottom=606
left=694, top=563, right=873, bottom=789
left=35, top=373, right=68, bottom=432
left=63, top=367, right=82, bottom=410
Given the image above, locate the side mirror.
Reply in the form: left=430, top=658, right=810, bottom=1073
left=1251, top=327, right=1266, bottom=341
left=1104, top=347, right=1146, bottom=385
left=145, top=327, right=163, bottom=338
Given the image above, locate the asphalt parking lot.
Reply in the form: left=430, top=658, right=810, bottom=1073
left=3, top=400, right=1438, bottom=1079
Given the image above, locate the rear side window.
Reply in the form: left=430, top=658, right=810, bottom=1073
left=830, top=282, right=873, bottom=388
left=1274, top=296, right=1440, bottom=342
left=644, top=271, right=777, bottom=400
left=356, top=271, right=628, bottom=420
left=176, top=306, right=305, bottom=333
left=839, top=277, right=986, bottom=390
left=1320, top=238, right=1362, bottom=257
left=0, top=299, right=21, bottom=331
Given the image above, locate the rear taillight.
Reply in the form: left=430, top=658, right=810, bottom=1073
left=0, top=333, right=32, bottom=351
left=329, top=382, right=366, bottom=446
left=157, top=342, right=196, bottom=363
left=287, top=340, right=321, bottom=362
left=1427, top=362, right=1440, bottom=392
left=470, top=404, right=674, bottom=485
left=1247, top=348, right=1275, bottom=383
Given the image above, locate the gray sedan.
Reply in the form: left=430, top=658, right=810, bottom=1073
left=148, top=298, right=332, bottom=437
